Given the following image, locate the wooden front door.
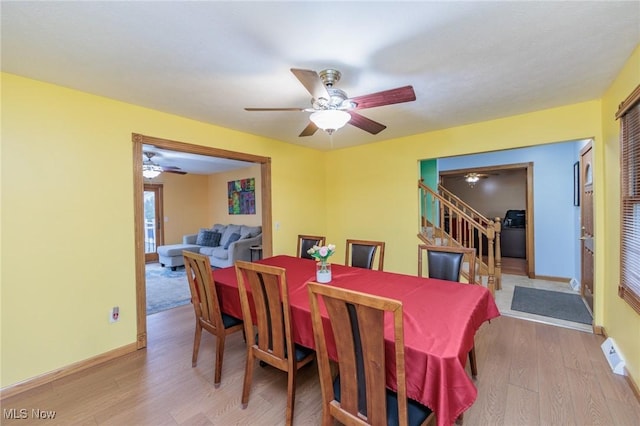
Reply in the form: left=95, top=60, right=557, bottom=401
left=144, top=183, right=164, bottom=263
left=580, top=142, right=594, bottom=313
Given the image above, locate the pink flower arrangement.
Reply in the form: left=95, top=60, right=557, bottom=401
left=307, top=244, right=336, bottom=264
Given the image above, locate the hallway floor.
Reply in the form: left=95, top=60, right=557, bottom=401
left=495, top=273, right=592, bottom=333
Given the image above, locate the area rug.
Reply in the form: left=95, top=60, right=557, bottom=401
left=511, top=286, right=592, bottom=324
left=145, top=263, right=191, bottom=315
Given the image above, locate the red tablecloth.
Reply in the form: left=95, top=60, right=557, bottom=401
left=213, top=255, right=500, bottom=426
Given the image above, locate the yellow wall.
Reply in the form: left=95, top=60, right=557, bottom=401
left=325, top=101, right=601, bottom=274
left=0, top=73, right=326, bottom=387
left=153, top=173, right=210, bottom=244
left=209, top=164, right=262, bottom=227
left=600, top=44, right=640, bottom=381
left=3, top=41, right=640, bottom=391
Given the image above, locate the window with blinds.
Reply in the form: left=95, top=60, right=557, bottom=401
left=616, top=84, right=640, bottom=315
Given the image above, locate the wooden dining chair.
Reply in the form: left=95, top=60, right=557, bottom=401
left=417, top=244, right=479, bottom=378
left=307, top=282, right=435, bottom=426
left=297, top=234, right=326, bottom=259
left=345, top=239, right=386, bottom=271
left=235, top=260, right=315, bottom=426
left=182, top=251, right=244, bottom=388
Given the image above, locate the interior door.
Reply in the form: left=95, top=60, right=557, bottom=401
left=580, top=142, right=594, bottom=313
left=144, top=183, right=164, bottom=263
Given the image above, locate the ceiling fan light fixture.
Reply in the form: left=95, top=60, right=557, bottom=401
left=465, top=173, right=480, bottom=183
left=143, top=162, right=163, bottom=179
left=142, top=152, right=163, bottom=179
left=309, top=110, right=351, bottom=134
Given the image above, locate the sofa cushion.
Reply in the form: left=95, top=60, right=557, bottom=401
left=212, top=247, right=229, bottom=260
left=220, top=224, right=241, bottom=247
left=223, top=232, right=241, bottom=249
left=196, top=229, right=222, bottom=247
left=198, top=246, right=217, bottom=256
left=158, top=244, right=201, bottom=257
left=211, top=223, right=226, bottom=233
left=240, top=225, right=262, bottom=239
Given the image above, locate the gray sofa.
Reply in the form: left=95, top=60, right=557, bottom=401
left=158, top=223, right=262, bottom=269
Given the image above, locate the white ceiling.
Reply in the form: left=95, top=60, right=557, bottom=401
left=142, top=145, right=254, bottom=175
left=2, top=1, right=639, bottom=156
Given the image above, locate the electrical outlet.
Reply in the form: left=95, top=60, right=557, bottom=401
left=109, top=306, right=120, bottom=323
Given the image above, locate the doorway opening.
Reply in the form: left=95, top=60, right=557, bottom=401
left=132, top=133, right=273, bottom=349
left=144, top=183, right=164, bottom=263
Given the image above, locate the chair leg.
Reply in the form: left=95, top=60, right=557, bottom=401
left=241, top=349, right=255, bottom=409
left=192, top=322, right=202, bottom=367
left=214, top=334, right=225, bottom=388
left=468, top=346, right=477, bottom=379
left=285, top=369, right=296, bottom=426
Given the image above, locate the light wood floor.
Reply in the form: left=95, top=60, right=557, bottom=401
left=3, top=305, right=639, bottom=425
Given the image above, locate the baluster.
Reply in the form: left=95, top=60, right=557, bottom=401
left=494, top=217, right=502, bottom=291
left=486, top=222, right=495, bottom=297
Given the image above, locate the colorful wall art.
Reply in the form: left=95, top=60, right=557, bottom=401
left=228, top=178, right=256, bottom=215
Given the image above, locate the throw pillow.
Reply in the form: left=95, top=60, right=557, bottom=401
left=197, top=230, right=222, bottom=247
left=224, top=232, right=241, bottom=249
left=196, top=228, right=210, bottom=245
left=220, top=224, right=241, bottom=247
left=206, top=231, right=222, bottom=247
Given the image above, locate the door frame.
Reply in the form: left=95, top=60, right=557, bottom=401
left=439, top=162, right=535, bottom=278
left=132, top=133, right=273, bottom=349
left=579, top=140, right=594, bottom=314
left=143, top=183, right=164, bottom=263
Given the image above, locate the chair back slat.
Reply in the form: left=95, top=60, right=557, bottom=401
left=184, top=251, right=223, bottom=329
left=427, top=251, right=464, bottom=281
left=308, top=283, right=407, bottom=426
left=236, top=261, right=292, bottom=361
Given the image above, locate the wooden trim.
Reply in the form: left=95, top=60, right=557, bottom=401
left=0, top=343, right=138, bottom=400
left=525, top=162, right=535, bottom=277
left=439, top=161, right=535, bottom=277
left=143, top=183, right=164, bottom=263
left=133, top=139, right=147, bottom=348
left=615, top=83, right=640, bottom=119
left=133, top=133, right=270, bottom=163
left=132, top=133, right=273, bottom=350
left=592, top=327, right=639, bottom=403
left=625, top=367, right=640, bottom=404
left=531, top=274, right=570, bottom=283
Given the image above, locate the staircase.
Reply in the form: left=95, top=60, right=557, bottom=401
left=418, top=180, right=502, bottom=296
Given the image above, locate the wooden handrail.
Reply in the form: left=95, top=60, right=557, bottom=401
left=438, top=184, right=493, bottom=229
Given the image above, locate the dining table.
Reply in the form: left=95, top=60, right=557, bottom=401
left=213, top=255, right=500, bottom=426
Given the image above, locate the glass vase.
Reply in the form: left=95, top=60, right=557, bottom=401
left=316, top=261, right=332, bottom=283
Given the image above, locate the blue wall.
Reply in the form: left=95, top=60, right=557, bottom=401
left=437, top=139, right=590, bottom=280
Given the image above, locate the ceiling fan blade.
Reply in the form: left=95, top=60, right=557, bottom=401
left=348, top=111, right=387, bottom=135
left=299, top=121, right=318, bottom=137
left=245, top=107, right=305, bottom=111
left=163, top=169, right=187, bottom=175
left=350, top=85, right=416, bottom=110
left=290, top=68, right=330, bottom=100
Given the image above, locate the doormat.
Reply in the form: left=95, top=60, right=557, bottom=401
left=511, top=286, right=592, bottom=324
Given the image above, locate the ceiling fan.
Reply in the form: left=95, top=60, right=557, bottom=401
left=245, top=68, right=416, bottom=137
left=461, top=172, right=498, bottom=187
left=142, top=152, right=186, bottom=179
